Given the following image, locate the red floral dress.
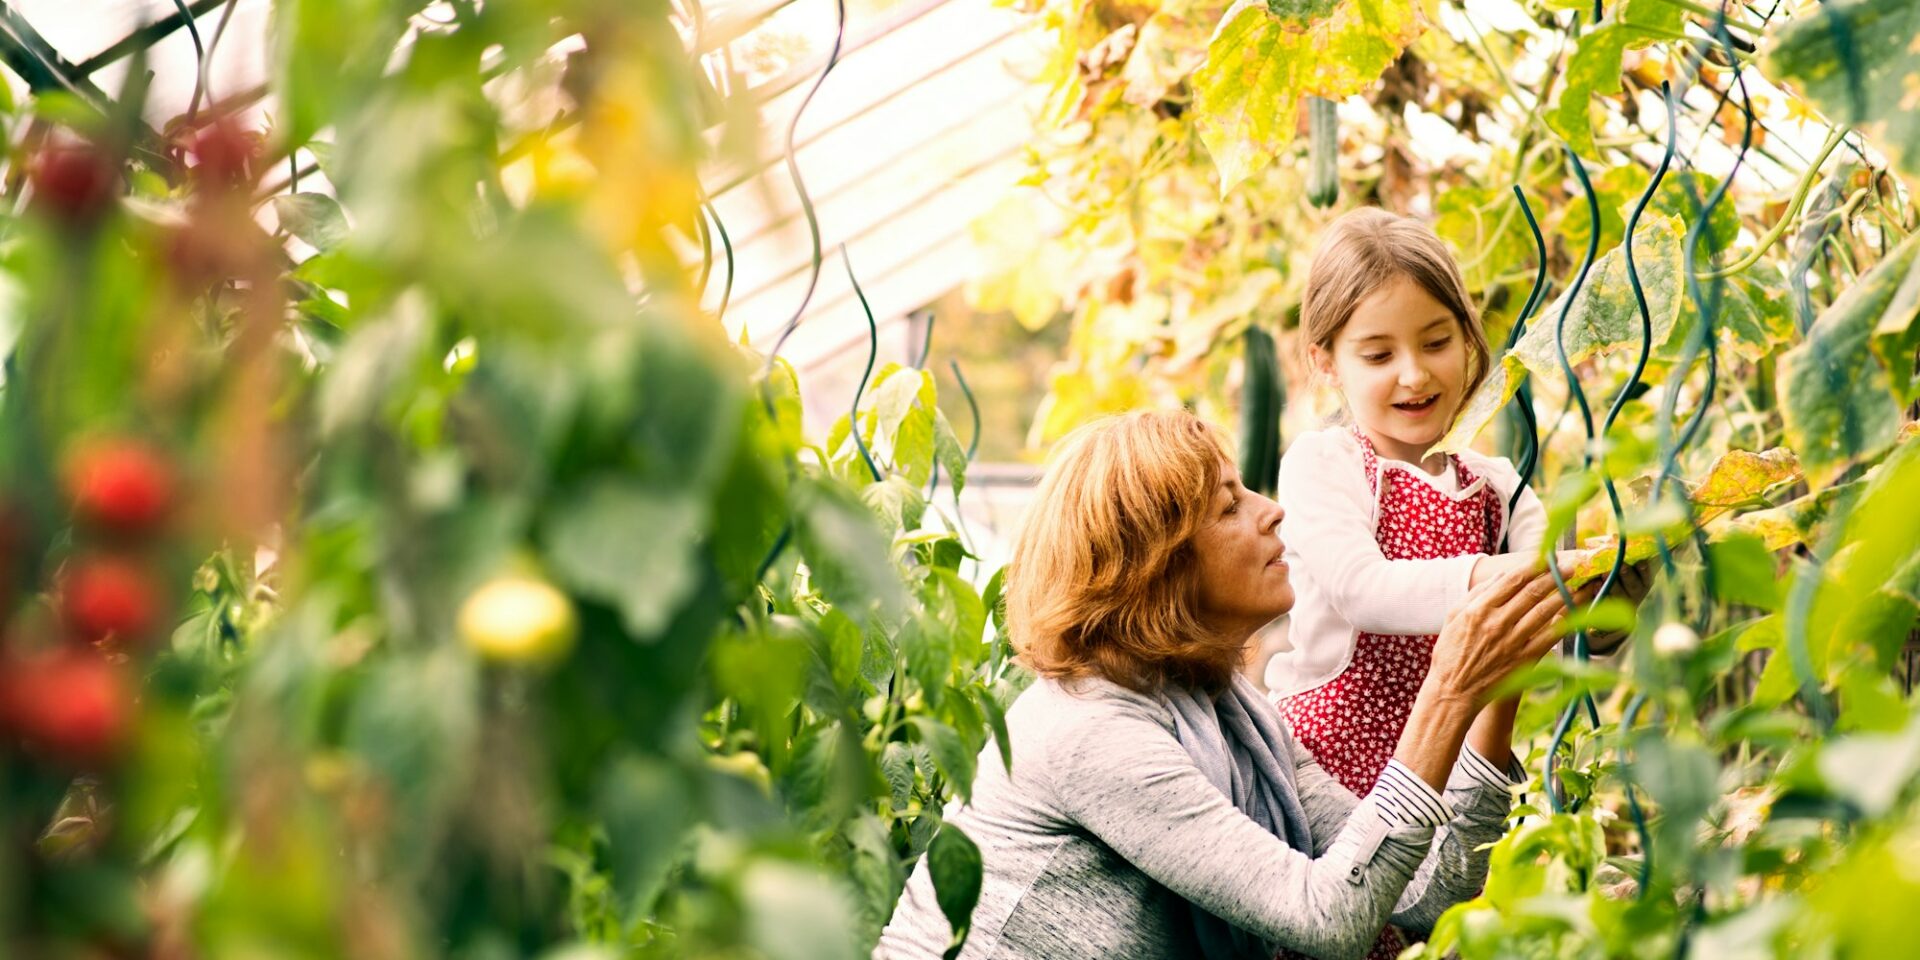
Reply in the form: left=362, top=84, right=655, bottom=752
left=1278, top=428, right=1503, bottom=960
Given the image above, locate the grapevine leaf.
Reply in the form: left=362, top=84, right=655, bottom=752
left=1191, top=0, right=1429, bottom=196
left=1764, top=0, right=1920, bottom=180
left=1778, top=230, right=1919, bottom=488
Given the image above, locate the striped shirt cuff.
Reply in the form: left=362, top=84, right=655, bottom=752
left=1370, top=760, right=1452, bottom=830
left=1453, top=744, right=1526, bottom=793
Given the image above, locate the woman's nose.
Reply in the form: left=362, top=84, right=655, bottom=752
left=1260, top=494, right=1284, bottom=532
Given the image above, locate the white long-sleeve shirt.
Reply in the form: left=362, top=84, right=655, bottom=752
left=1264, top=427, right=1548, bottom=699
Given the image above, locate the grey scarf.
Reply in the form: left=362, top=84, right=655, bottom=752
left=1162, top=673, right=1315, bottom=960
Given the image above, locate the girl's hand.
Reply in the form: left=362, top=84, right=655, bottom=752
left=1469, top=549, right=1592, bottom=589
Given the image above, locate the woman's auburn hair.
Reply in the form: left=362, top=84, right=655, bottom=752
left=1300, top=206, right=1495, bottom=409
left=1006, top=409, right=1244, bottom=693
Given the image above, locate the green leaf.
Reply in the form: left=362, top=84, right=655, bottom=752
left=787, top=720, right=870, bottom=825
left=977, top=687, right=1014, bottom=774
left=880, top=742, right=916, bottom=809
left=927, top=824, right=984, bottom=954
left=1545, top=0, right=1684, bottom=157
left=1815, top=724, right=1920, bottom=818
left=597, top=754, right=694, bottom=922
left=910, top=716, right=977, bottom=801
left=866, top=364, right=938, bottom=486
left=934, top=409, right=969, bottom=499
left=741, top=861, right=861, bottom=960
left=1778, top=230, right=1920, bottom=488
left=1870, top=239, right=1920, bottom=406
left=1709, top=532, right=1784, bottom=612
left=1191, top=0, right=1426, bottom=195
left=928, top=568, right=988, bottom=656
left=272, top=193, right=350, bottom=251
left=904, top=616, right=956, bottom=708
left=1764, top=0, right=1920, bottom=180
left=795, top=478, right=910, bottom=621
left=863, top=474, right=927, bottom=533
left=543, top=481, right=704, bottom=637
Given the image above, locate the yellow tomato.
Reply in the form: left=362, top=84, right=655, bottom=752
left=458, top=575, right=578, bottom=665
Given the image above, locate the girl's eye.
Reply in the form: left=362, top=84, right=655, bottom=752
left=1361, top=353, right=1390, bottom=364
left=1425, top=337, right=1453, bottom=351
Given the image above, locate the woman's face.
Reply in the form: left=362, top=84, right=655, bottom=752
left=1191, top=460, right=1292, bottom=640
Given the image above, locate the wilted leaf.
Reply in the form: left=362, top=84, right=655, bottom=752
left=1192, top=0, right=1429, bottom=195
left=1765, top=0, right=1920, bottom=180
left=1434, top=216, right=1683, bottom=453
left=1545, top=0, right=1685, bottom=157
left=1778, top=230, right=1919, bottom=488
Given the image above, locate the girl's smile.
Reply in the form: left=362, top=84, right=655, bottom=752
left=1311, top=276, right=1469, bottom=472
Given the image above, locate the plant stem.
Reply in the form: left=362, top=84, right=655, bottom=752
left=1700, top=126, right=1848, bottom=280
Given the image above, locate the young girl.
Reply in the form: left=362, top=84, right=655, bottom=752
left=1267, top=207, right=1575, bottom=799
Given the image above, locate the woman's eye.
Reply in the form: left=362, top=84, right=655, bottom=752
left=1224, top=499, right=1239, bottom=515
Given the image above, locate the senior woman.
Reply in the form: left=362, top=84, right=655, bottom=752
left=876, top=410, right=1581, bottom=960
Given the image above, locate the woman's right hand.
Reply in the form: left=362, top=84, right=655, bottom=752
left=1427, top=568, right=1584, bottom=708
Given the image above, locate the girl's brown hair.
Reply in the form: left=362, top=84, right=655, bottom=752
left=1006, top=410, right=1243, bottom=693
left=1300, top=207, right=1494, bottom=406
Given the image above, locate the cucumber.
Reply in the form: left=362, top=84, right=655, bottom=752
left=1306, top=96, right=1339, bottom=209
left=1239, top=326, right=1284, bottom=496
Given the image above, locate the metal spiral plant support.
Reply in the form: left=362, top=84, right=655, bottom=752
left=1499, top=187, right=1549, bottom=554
left=763, top=0, right=848, bottom=374
left=753, top=0, right=849, bottom=585
left=1542, top=145, right=1605, bottom=815
left=844, top=244, right=884, bottom=484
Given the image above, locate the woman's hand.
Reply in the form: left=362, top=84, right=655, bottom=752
left=1429, top=568, right=1581, bottom=707
left=1391, top=569, right=1581, bottom=791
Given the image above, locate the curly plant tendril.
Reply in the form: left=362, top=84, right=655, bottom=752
left=762, top=0, right=848, bottom=377
left=844, top=245, right=883, bottom=484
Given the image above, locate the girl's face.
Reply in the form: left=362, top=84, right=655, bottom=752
left=1191, top=460, right=1293, bottom=641
left=1311, top=276, right=1470, bottom=470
